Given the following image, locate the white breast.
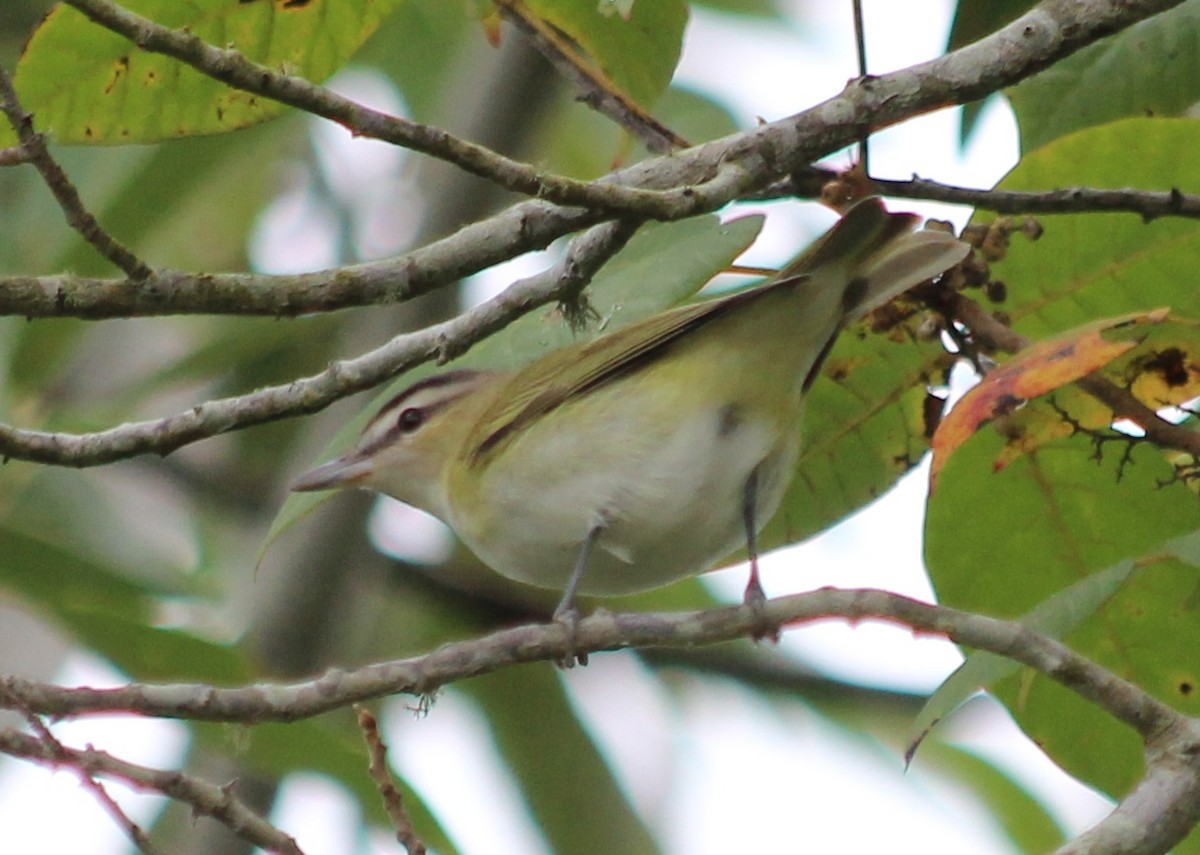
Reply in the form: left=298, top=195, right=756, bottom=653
left=456, top=382, right=797, bottom=595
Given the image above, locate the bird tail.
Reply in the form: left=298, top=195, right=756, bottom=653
left=779, top=197, right=970, bottom=319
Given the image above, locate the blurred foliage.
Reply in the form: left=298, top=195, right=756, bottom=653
left=3, top=2, right=1200, bottom=854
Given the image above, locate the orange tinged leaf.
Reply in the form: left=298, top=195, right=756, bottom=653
left=930, top=308, right=1169, bottom=489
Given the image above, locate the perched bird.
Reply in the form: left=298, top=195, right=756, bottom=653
left=292, top=198, right=968, bottom=630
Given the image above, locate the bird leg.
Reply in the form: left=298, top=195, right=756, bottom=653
left=742, top=465, right=779, bottom=642
left=553, top=523, right=601, bottom=666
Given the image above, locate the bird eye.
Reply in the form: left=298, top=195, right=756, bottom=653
left=397, top=407, right=424, bottom=433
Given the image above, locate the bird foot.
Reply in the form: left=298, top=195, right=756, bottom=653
left=743, top=575, right=779, bottom=644
left=552, top=605, right=589, bottom=668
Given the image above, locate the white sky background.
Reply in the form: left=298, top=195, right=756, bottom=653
left=0, top=2, right=1118, bottom=853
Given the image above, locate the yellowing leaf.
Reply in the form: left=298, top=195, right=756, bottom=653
left=930, top=308, right=1168, bottom=488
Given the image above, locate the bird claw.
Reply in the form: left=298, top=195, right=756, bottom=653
left=743, top=574, right=779, bottom=644
left=552, top=605, right=588, bottom=668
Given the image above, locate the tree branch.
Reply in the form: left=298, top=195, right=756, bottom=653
left=1056, top=716, right=1200, bottom=855
left=0, top=201, right=606, bottom=320
left=0, top=66, right=152, bottom=280
left=355, top=705, right=427, bottom=855
left=0, top=219, right=639, bottom=466
left=5, top=587, right=1198, bottom=853
left=0, top=729, right=305, bottom=855
left=0, top=0, right=1184, bottom=325
left=0, top=588, right=1176, bottom=739
left=0, top=693, right=161, bottom=855
left=57, top=0, right=1187, bottom=222
left=59, top=0, right=694, bottom=219
left=782, top=167, right=1200, bottom=220
left=494, top=0, right=689, bottom=153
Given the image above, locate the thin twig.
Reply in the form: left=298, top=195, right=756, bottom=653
left=0, top=66, right=152, bottom=280
left=495, top=0, right=688, bottom=153
left=355, top=705, right=427, bottom=855
left=0, top=220, right=639, bottom=466
left=767, top=167, right=1200, bottom=220
left=851, top=0, right=869, bottom=174
left=0, top=729, right=305, bottom=855
left=0, top=143, right=32, bottom=166
left=877, top=174, right=1200, bottom=220
left=0, top=689, right=160, bottom=855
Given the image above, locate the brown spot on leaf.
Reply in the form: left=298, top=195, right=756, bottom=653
left=1143, top=347, right=1190, bottom=387
left=104, top=56, right=130, bottom=94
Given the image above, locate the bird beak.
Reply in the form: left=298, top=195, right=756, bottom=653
left=290, top=452, right=375, bottom=492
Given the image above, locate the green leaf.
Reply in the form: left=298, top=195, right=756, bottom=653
left=463, top=666, right=657, bottom=854
left=8, top=0, right=403, bottom=146
left=263, top=213, right=765, bottom=551
left=992, top=118, right=1200, bottom=337
left=760, top=308, right=949, bottom=552
left=1006, top=1, right=1200, bottom=152
left=922, top=119, right=1200, bottom=803
left=908, top=558, right=1138, bottom=762
left=926, top=426, right=1200, bottom=799
left=522, top=0, right=687, bottom=106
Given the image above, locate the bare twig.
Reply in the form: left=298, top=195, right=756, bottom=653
left=495, top=0, right=689, bottom=153
left=768, top=168, right=1200, bottom=221
left=0, top=143, right=33, bottom=166
left=0, top=690, right=160, bottom=855
left=0, top=0, right=1187, bottom=325
left=874, top=174, right=1200, bottom=220
left=0, top=220, right=639, bottom=466
left=0, top=729, right=305, bottom=855
left=0, top=66, right=152, bottom=280
left=355, top=706, right=427, bottom=855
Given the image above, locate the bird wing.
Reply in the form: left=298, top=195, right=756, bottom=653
left=465, top=275, right=803, bottom=465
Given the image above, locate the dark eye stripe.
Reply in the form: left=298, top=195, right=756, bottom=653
left=364, top=369, right=483, bottom=434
